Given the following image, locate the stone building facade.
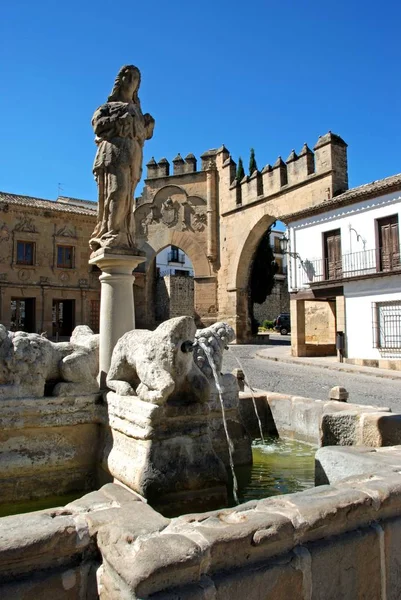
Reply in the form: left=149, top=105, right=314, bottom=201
left=0, top=192, right=100, bottom=338
left=134, top=133, right=348, bottom=341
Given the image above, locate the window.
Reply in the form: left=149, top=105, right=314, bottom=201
left=57, top=245, right=74, bottom=268
left=16, top=241, right=35, bottom=265
left=376, top=215, right=400, bottom=271
left=372, top=301, right=401, bottom=350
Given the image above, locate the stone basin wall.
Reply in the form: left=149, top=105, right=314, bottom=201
left=2, top=452, right=401, bottom=599
left=239, top=389, right=400, bottom=447
left=3, top=390, right=401, bottom=597
left=0, top=394, right=105, bottom=505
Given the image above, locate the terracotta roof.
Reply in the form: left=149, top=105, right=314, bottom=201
left=0, top=191, right=97, bottom=216
left=284, top=173, right=401, bottom=222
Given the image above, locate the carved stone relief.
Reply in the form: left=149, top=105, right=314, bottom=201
left=140, top=206, right=157, bottom=235
left=18, top=269, right=31, bottom=282
left=193, top=212, right=207, bottom=232
left=55, top=225, right=77, bottom=238
left=161, top=198, right=178, bottom=227
left=59, top=272, right=70, bottom=283
left=14, top=217, right=38, bottom=233
left=0, top=223, right=10, bottom=243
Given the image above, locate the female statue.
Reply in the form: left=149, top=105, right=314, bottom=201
left=89, top=65, right=155, bottom=253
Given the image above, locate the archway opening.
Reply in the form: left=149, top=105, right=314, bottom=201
left=251, top=224, right=290, bottom=334
left=154, top=245, right=195, bottom=324
left=235, top=215, right=289, bottom=342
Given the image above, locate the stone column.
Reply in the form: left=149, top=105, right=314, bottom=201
left=291, top=298, right=306, bottom=356
left=89, top=250, right=146, bottom=387
left=206, top=164, right=218, bottom=263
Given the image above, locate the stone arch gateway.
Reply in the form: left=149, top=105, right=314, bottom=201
left=134, top=133, right=348, bottom=341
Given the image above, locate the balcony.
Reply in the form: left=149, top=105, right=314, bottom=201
left=299, top=248, right=401, bottom=286
left=168, top=250, right=185, bottom=264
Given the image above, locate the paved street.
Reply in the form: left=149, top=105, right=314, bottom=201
left=223, top=335, right=401, bottom=414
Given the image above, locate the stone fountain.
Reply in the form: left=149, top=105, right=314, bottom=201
left=5, top=65, right=401, bottom=599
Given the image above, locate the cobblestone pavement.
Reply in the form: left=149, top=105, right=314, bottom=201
left=223, top=341, right=401, bottom=414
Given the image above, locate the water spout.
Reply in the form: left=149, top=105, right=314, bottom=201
left=198, top=340, right=239, bottom=504
left=227, top=348, right=265, bottom=444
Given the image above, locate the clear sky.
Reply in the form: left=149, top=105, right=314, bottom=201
left=1, top=0, right=400, bottom=203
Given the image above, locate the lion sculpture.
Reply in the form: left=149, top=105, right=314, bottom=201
left=0, top=325, right=99, bottom=399
left=106, top=316, right=209, bottom=405
left=192, top=322, right=235, bottom=381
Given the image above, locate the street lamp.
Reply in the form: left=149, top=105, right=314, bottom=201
left=278, top=235, right=304, bottom=265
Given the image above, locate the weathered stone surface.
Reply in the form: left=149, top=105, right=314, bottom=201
left=320, top=411, right=359, bottom=446
left=89, top=65, right=154, bottom=254
left=193, top=322, right=235, bottom=383
left=212, top=555, right=303, bottom=600
left=382, top=517, right=401, bottom=600
left=166, top=509, right=295, bottom=573
left=0, top=511, right=92, bottom=580
left=0, top=325, right=99, bottom=399
left=257, top=484, right=378, bottom=543
left=329, top=385, right=349, bottom=402
left=307, top=526, right=381, bottom=600
left=358, top=412, right=401, bottom=447
left=97, top=530, right=203, bottom=597
left=0, top=563, right=99, bottom=600
left=0, top=422, right=100, bottom=504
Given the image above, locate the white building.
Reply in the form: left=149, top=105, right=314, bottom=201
left=156, top=245, right=194, bottom=277
left=285, top=173, right=401, bottom=368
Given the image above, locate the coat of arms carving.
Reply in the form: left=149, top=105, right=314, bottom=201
left=193, top=212, right=207, bottom=232
left=161, top=198, right=178, bottom=227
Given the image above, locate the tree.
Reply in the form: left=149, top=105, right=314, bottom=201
left=249, top=148, right=257, bottom=175
left=236, top=157, right=245, bottom=181
left=249, top=226, right=278, bottom=333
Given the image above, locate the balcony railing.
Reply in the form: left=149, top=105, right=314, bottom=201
left=299, top=248, right=401, bottom=286
left=168, top=250, right=185, bottom=264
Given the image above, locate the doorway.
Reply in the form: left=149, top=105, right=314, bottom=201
left=10, top=298, right=36, bottom=332
left=324, top=229, right=342, bottom=280
left=52, top=299, right=75, bottom=339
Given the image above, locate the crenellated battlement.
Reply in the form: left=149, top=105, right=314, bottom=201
left=144, top=132, right=348, bottom=213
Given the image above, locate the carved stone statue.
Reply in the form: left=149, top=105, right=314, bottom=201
left=89, top=65, right=155, bottom=253
left=193, top=322, right=235, bottom=380
left=106, top=316, right=208, bottom=405
left=0, top=325, right=99, bottom=399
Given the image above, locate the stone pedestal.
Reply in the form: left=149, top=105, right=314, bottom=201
left=101, top=392, right=228, bottom=516
left=89, top=250, right=146, bottom=387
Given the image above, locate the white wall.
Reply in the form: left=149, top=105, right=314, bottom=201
left=344, top=275, right=401, bottom=359
left=287, top=190, right=401, bottom=291
left=156, top=246, right=194, bottom=276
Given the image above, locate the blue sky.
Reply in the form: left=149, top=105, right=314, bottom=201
left=1, top=0, right=400, bottom=202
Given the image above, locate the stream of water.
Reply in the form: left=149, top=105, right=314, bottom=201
left=227, top=347, right=265, bottom=444
left=198, top=340, right=239, bottom=504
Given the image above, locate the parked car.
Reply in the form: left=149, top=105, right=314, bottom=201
left=274, top=313, right=291, bottom=335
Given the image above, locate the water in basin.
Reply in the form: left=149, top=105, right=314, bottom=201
left=234, top=436, right=316, bottom=504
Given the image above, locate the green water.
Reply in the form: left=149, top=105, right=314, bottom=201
left=234, top=436, right=316, bottom=503
left=0, top=438, right=316, bottom=518
left=0, top=492, right=83, bottom=518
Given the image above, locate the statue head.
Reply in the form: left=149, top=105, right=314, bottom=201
left=108, top=65, right=141, bottom=103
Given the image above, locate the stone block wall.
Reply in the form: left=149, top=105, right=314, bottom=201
left=305, top=299, right=336, bottom=344
left=253, top=279, right=290, bottom=324
left=155, top=275, right=194, bottom=322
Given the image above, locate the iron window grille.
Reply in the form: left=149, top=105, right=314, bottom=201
left=372, top=301, right=401, bottom=351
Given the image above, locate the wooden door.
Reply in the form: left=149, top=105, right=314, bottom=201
left=378, top=215, right=400, bottom=271
left=324, top=229, right=342, bottom=280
